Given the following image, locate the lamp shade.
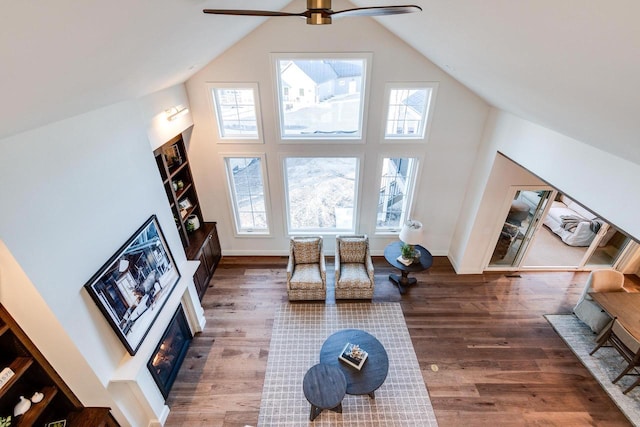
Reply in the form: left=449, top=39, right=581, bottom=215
left=399, top=220, right=423, bottom=245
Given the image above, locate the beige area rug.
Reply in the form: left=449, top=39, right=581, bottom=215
left=257, top=303, right=438, bottom=426
left=545, top=314, right=640, bottom=426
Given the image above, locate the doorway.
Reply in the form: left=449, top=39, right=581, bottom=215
left=487, top=188, right=633, bottom=270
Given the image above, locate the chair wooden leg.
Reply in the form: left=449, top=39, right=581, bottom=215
left=590, top=321, right=614, bottom=355
left=623, top=376, right=640, bottom=394
left=613, top=363, right=636, bottom=384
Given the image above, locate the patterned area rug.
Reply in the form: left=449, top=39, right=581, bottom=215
left=258, top=303, right=438, bottom=426
left=545, top=314, right=640, bottom=426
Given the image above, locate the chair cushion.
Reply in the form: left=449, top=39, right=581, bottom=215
left=292, top=237, right=321, bottom=264
left=289, top=264, right=323, bottom=290
left=339, top=238, right=367, bottom=263
left=337, top=263, right=371, bottom=289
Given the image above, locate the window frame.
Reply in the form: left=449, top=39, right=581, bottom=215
left=382, top=82, right=438, bottom=142
left=208, top=82, right=264, bottom=144
left=282, top=155, right=362, bottom=234
left=374, top=154, right=421, bottom=235
left=222, top=153, right=272, bottom=237
left=271, top=52, right=372, bottom=144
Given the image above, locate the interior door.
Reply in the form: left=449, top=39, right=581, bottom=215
left=487, top=189, right=553, bottom=269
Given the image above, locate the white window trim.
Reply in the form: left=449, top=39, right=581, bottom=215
left=270, top=52, right=372, bottom=144
left=207, top=82, right=264, bottom=144
left=221, top=153, right=273, bottom=237
left=374, top=153, right=422, bottom=235
left=281, top=154, right=362, bottom=235
left=382, top=82, right=439, bottom=143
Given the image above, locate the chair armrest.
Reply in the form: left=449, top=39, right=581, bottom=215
left=286, top=256, right=294, bottom=280
left=365, top=254, right=375, bottom=283
left=319, top=251, right=327, bottom=284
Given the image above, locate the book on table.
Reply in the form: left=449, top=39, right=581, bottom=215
left=339, top=343, right=368, bottom=370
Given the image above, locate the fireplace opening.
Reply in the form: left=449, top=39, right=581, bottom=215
left=147, top=305, right=192, bottom=398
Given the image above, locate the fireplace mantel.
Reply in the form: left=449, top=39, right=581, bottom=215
left=108, top=260, right=203, bottom=426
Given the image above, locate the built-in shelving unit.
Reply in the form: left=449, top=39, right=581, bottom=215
left=0, top=304, right=118, bottom=426
left=154, top=134, right=221, bottom=301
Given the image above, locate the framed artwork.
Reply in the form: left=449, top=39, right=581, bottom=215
left=84, top=215, right=181, bottom=355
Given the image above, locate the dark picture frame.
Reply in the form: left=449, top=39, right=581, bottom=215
left=84, top=215, right=181, bottom=355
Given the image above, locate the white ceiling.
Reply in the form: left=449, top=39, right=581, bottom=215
left=3, top=0, right=639, bottom=164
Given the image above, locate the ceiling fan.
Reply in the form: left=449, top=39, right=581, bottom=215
left=203, top=0, right=422, bottom=25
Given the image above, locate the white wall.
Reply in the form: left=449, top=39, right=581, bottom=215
left=0, top=84, right=196, bottom=426
left=451, top=109, right=640, bottom=273
left=185, top=0, right=489, bottom=256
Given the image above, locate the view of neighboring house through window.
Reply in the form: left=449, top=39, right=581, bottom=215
left=376, top=157, right=418, bottom=232
left=210, top=84, right=262, bottom=141
left=223, top=156, right=270, bottom=234
left=384, top=83, right=437, bottom=140
left=273, top=54, right=370, bottom=140
left=284, top=157, right=358, bottom=232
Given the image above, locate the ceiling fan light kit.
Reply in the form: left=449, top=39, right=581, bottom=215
left=203, top=0, right=421, bottom=25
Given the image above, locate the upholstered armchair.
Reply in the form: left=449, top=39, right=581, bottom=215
left=286, top=236, right=326, bottom=301
left=335, top=235, right=374, bottom=300
left=574, top=269, right=625, bottom=333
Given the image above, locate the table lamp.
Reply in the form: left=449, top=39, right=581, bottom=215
left=399, top=220, right=423, bottom=259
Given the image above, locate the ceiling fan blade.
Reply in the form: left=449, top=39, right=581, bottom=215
left=203, top=9, right=306, bottom=18
left=330, top=5, right=422, bottom=18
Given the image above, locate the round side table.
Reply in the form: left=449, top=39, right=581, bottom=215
left=384, top=241, right=433, bottom=294
left=303, top=363, right=347, bottom=421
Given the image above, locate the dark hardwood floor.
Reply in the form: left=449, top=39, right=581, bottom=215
left=165, top=256, right=632, bottom=427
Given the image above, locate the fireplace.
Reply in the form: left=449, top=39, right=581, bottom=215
left=147, top=305, right=192, bottom=398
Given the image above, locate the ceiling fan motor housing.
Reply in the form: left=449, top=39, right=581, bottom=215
left=307, top=0, right=332, bottom=25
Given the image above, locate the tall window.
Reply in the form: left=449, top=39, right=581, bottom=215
left=210, top=83, right=263, bottom=142
left=273, top=53, right=371, bottom=141
left=284, top=157, right=359, bottom=232
left=384, top=83, right=437, bottom=140
left=224, top=156, right=270, bottom=234
left=376, top=157, right=418, bottom=232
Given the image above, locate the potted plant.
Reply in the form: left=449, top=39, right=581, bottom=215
left=400, top=243, right=416, bottom=261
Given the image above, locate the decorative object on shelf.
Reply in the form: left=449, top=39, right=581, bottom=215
left=0, top=366, right=15, bottom=389
left=186, top=215, right=200, bottom=233
left=176, top=180, right=184, bottom=190
left=399, top=219, right=423, bottom=259
left=45, top=420, right=67, bottom=427
left=13, top=395, right=31, bottom=417
left=30, top=391, right=44, bottom=403
left=178, top=198, right=192, bottom=210
left=172, top=180, right=178, bottom=191
left=84, top=215, right=181, bottom=355
left=338, top=342, right=368, bottom=370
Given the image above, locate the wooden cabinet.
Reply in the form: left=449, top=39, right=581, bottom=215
left=154, top=135, right=221, bottom=300
left=187, top=223, right=222, bottom=300
left=0, top=304, right=118, bottom=426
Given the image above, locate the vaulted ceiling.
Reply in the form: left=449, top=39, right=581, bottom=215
left=3, top=1, right=639, bottom=164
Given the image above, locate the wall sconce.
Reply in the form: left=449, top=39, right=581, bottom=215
left=165, top=106, right=189, bottom=121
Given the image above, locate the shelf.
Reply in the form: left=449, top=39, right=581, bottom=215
left=0, top=305, right=119, bottom=425
left=0, top=357, right=33, bottom=400
left=15, top=385, right=58, bottom=426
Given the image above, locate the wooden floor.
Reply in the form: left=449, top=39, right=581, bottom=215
left=165, top=256, right=632, bottom=427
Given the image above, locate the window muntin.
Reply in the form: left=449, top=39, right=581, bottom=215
left=384, top=83, right=437, bottom=140
left=224, top=156, right=270, bottom=234
left=274, top=54, right=370, bottom=141
left=376, top=157, right=418, bottom=232
left=284, top=157, right=358, bottom=232
left=210, top=84, right=262, bottom=142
